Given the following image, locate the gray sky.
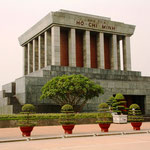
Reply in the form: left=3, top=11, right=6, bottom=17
left=0, top=0, right=150, bottom=89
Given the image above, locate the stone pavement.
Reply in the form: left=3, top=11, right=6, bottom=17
left=1, top=123, right=150, bottom=150
left=0, top=122, right=150, bottom=141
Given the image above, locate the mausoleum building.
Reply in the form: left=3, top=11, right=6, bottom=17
left=0, top=10, right=150, bottom=115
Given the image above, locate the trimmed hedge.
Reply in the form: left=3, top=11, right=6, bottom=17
left=0, top=113, right=98, bottom=121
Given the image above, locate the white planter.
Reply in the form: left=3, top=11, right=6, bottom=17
left=113, top=115, right=127, bottom=124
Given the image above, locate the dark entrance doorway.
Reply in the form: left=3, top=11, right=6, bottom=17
left=124, top=95, right=145, bottom=114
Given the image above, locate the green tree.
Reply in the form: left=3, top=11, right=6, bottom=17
left=40, top=74, right=104, bottom=111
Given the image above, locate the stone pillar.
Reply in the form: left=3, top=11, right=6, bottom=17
left=38, top=35, right=44, bottom=70
left=51, top=26, right=60, bottom=66
left=123, top=36, right=131, bottom=71
left=27, top=42, right=33, bottom=74
left=117, top=38, right=121, bottom=70
left=23, top=45, right=28, bottom=75
left=97, top=32, right=104, bottom=69
left=68, top=28, right=76, bottom=67
left=33, top=39, right=38, bottom=72
left=44, top=30, right=51, bottom=67
left=83, top=30, right=91, bottom=68
left=145, top=96, right=150, bottom=115
left=111, top=34, right=118, bottom=70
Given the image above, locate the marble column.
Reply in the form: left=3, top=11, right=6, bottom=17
left=111, top=34, right=118, bottom=70
left=83, top=30, right=91, bottom=68
left=69, top=28, right=76, bottom=67
left=123, top=36, right=131, bottom=71
left=38, top=35, right=44, bottom=70
left=44, top=30, right=51, bottom=67
left=117, top=38, right=121, bottom=70
left=27, top=42, right=33, bottom=74
left=33, top=39, right=38, bottom=72
left=23, top=45, right=28, bottom=75
left=97, top=32, right=104, bottom=69
left=51, top=26, right=60, bottom=66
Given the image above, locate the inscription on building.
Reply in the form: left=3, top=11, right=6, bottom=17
left=76, top=19, right=116, bottom=31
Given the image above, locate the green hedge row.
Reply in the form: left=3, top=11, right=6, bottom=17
left=0, top=113, right=98, bottom=121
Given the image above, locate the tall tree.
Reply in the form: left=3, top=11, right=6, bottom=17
left=40, top=74, right=104, bottom=111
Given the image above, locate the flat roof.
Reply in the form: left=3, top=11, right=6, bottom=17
left=18, top=9, right=135, bottom=46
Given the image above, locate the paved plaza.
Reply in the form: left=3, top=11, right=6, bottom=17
left=0, top=122, right=150, bottom=150
left=1, top=134, right=150, bottom=150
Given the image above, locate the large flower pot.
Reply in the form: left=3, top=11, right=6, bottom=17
left=131, top=122, right=142, bottom=130
left=20, top=126, right=34, bottom=137
left=62, top=124, right=75, bottom=134
left=99, top=123, right=111, bottom=132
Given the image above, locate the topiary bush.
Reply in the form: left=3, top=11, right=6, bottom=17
left=106, top=96, right=115, bottom=110
left=22, top=104, right=36, bottom=113
left=97, top=103, right=112, bottom=124
left=128, top=104, right=144, bottom=122
left=18, top=104, right=36, bottom=127
left=61, top=104, right=74, bottom=113
left=98, top=103, right=109, bottom=112
left=129, top=104, right=140, bottom=110
left=115, top=93, right=125, bottom=100
left=59, top=104, right=75, bottom=125
left=112, top=93, right=127, bottom=115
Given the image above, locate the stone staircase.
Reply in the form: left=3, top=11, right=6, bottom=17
left=0, top=83, right=21, bottom=114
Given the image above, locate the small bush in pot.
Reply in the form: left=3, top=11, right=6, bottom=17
left=59, top=104, right=75, bottom=134
left=106, top=96, right=115, bottom=111
left=128, top=104, right=144, bottom=130
left=18, top=104, right=36, bottom=137
left=112, top=93, right=127, bottom=115
left=96, top=103, right=113, bottom=132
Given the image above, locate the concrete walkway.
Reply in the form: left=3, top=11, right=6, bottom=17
left=0, top=122, right=150, bottom=141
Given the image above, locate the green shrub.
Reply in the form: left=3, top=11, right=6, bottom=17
left=98, top=103, right=109, bottom=108
left=129, top=104, right=140, bottom=110
left=97, top=102, right=112, bottom=124
left=22, top=104, right=36, bottom=113
left=59, top=104, right=75, bottom=125
left=59, top=113, right=75, bottom=125
left=98, top=103, right=109, bottom=112
left=106, top=96, right=115, bottom=109
left=97, top=113, right=113, bottom=124
left=112, top=93, right=127, bottom=114
left=18, top=104, right=36, bottom=127
left=128, top=104, right=144, bottom=122
left=115, top=93, right=125, bottom=100
left=0, top=113, right=99, bottom=121
left=75, top=113, right=98, bottom=119
left=61, top=104, right=74, bottom=113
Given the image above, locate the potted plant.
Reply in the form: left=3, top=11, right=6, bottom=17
left=18, top=104, right=36, bottom=137
left=128, top=104, right=144, bottom=130
left=112, top=93, right=128, bottom=123
left=96, top=103, right=113, bottom=132
left=59, top=104, right=75, bottom=134
left=106, top=96, right=115, bottom=112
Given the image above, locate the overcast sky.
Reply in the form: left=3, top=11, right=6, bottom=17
left=0, top=0, right=150, bottom=90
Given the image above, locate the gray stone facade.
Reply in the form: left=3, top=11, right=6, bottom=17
left=1, top=65, right=150, bottom=114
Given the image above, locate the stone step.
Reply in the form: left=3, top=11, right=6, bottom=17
left=2, top=82, right=16, bottom=95
left=0, top=90, right=5, bottom=98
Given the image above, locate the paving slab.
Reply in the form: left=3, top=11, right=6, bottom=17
left=0, top=122, right=150, bottom=140
left=1, top=134, right=150, bottom=150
